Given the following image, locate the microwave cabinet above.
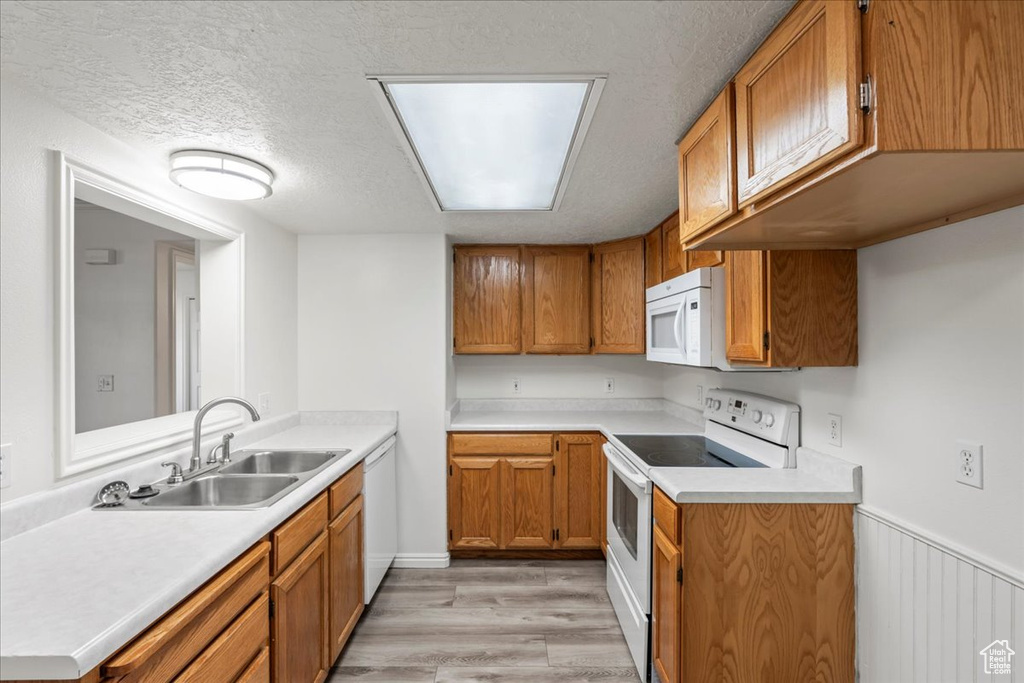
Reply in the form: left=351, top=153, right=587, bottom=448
left=676, top=0, right=1024, bottom=251
left=453, top=240, right=645, bottom=356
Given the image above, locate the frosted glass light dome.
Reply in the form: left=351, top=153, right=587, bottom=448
left=169, top=151, right=274, bottom=200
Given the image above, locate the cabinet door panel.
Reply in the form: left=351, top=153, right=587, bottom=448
left=522, top=246, right=591, bottom=353
left=500, top=457, right=554, bottom=549
left=448, top=456, right=502, bottom=549
left=644, top=227, right=663, bottom=288
left=725, top=250, right=768, bottom=364
left=735, top=0, right=862, bottom=206
left=271, top=532, right=329, bottom=683
left=652, top=526, right=682, bottom=683
left=554, top=434, right=602, bottom=549
left=328, top=496, right=364, bottom=663
left=661, top=213, right=685, bottom=281
left=453, top=246, right=522, bottom=354
left=685, top=250, right=725, bottom=272
left=591, top=238, right=645, bottom=354
left=678, top=84, right=736, bottom=242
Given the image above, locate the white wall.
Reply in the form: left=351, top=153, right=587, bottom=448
left=662, top=207, right=1024, bottom=575
left=297, top=234, right=449, bottom=562
left=0, top=80, right=298, bottom=503
left=74, top=206, right=194, bottom=432
left=455, top=354, right=664, bottom=399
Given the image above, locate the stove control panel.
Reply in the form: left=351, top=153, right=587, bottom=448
left=703, top=388, right=799, bottom=448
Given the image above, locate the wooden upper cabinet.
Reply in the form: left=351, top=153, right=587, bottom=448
left=453, top=246, right=522, bottom=354
left=554, top=434, right=603, bottom=549
left=591, top=237, right=645, bottom=354
left=448, top=456, right=502, bottom=550
left=726, top=249, right=858, bottom=367
left=661, top=213, right=685, bottom=281
left=522, top=246, right=591, bottom=354
left=685, top=249, right=724, bottom=272
left=734, top=0, right=862, bottom=207
left=644, top=226, right=663, bottom=288
left=725, top=250, right=768, bottom=364
left=500, top=456, right=554, bottom=549
left=678, top=84, right=737, bottom=242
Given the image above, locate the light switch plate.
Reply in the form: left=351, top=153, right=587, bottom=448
left=605, top=377, right=615, bottom=394
left=97, top=375, right=114, bottom=392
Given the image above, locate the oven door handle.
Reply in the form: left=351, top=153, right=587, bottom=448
left=603, top=444, right=652, bottom=493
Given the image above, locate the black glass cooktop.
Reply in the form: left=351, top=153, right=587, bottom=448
left=613, top=434, right=767, bottom=469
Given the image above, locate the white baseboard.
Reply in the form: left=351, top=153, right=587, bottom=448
left=391, top=553, right=450, bottom=569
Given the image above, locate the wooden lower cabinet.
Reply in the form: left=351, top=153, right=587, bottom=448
left=175, top=593, right=270, bottom=683
left=651, top=489, right=855, bottom=683
left=271, top=531, right=330, bottom=683
left=328, top=496, right=364, bottom=662
left=554, top=433, right=603, bottom=549
left=651, top=525, right=681, bottom=683
left=448, top=456, right=502, bottom=549
left=448, top=432, right=605, bottom=554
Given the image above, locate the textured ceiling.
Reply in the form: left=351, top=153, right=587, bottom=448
left=0, top=1, right=793, bottom=242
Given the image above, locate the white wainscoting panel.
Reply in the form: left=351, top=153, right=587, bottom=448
left=856, top=508, right=1023, bottom=682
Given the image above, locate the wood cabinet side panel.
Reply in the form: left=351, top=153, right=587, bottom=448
left=767, top=250, right=858, bottom=367
left=661, top=213, right=685, bottom=281
left=645, top=227, right=663, bottom=288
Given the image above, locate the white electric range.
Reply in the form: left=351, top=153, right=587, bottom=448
left=602, top=388, right=800, bottom=680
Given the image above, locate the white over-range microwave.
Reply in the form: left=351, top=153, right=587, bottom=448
left=645, top=267, right=728, bottom=369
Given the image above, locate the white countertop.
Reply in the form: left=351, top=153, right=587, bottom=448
left=0, top=423, right=396, bottom=681
left=450, top=406, right=861, bottom=505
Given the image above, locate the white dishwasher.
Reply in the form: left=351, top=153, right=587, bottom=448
left=363, top=435, right=397, bottom=602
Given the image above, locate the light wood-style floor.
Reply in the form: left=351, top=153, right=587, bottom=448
left=329, top=559, right=641, bottom=683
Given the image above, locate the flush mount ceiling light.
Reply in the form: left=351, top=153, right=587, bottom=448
left=369, top=75, right=606, bottom=211
left=169, top=150, right=274, bottom=200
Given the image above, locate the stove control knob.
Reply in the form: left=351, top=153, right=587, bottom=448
left=751, top=410, right=763, bottom=423
left=764, top=413, right=775, bottom=427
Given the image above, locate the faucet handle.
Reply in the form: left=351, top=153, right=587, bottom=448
left=208, top=432, right=236, bottom=465
left=161, top=462, right=184, bottom=485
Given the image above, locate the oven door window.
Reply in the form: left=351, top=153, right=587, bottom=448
left=612, top=472, right=639, bottom=560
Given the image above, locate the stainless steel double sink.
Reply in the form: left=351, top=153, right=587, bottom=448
left=101, top=449, right=350, bottom=510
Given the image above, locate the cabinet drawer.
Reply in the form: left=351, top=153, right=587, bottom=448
left=653, top=487, right=680, bottom=545
left=329, top=463, right=363, bottom=519
left=237, top=646, right=270, bottom=683
left=102, top=542, right=270, bottom=682
left=174, top=592, right=269, bottom=683
left=272, top=492, right=328, bottom=575
left=450, top=433, right=552, bottom=456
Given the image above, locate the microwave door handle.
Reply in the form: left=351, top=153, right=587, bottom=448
left=672, top=302, right=685, bottom=355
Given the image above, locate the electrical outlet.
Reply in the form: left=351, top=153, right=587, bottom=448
left=828, top=414, right=842, bottom=447
left=605, top=377, right=615, bottom=394
left=512, top=378, right=521, bottom=395
left=955, top=440, right=983, bottom=488
left=0, top=443, right=11, bottom=489
left=97, top=375, right=114, bottom=392
left=258, top=392, right=271, bottom=415
left=696, top=385, right=704, bottom=406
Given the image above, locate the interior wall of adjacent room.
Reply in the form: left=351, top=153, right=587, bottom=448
left=297, top=233, right=449, bottom=562
left=455, top=354, right=665, bottom=399
left=0, top=80, right=298, bottom=504
left=73, top=206, right=194, bottom=433
left=662, top=206, right=1024, bottom=575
